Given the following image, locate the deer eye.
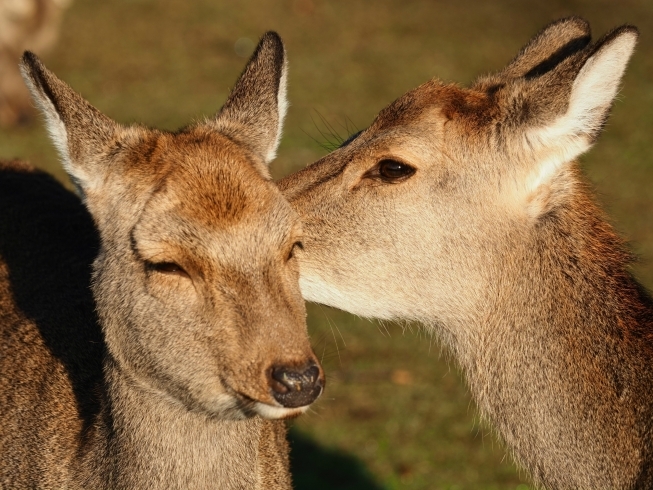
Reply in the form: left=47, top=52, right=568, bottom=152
left=287, top=241, right=304, bottom=261
left=377, top=159, right=416, bottom=182
left=147, top=261, right=190, bottom=278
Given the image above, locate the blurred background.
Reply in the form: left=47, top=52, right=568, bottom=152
left=1, top=0, right=651, bottom=488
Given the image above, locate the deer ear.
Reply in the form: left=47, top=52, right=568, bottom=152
left=526, top=26, right=638, bottom=192
left=212, top=32, right=288, bottom=166
left=20, top=52, right=121, bottom=193
left=502, top=16, right=591, bottom=79
left=562, top=26, right=638, bottom=143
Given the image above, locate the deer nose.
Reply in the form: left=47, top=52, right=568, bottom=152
left=269, top=363, right=323, bottom=408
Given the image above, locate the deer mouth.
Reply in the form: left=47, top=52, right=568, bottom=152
left=252, top=402, right=311, bottom=420
left=230, top=391, right=316, bottom=420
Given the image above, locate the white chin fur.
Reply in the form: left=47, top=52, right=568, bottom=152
left=299, top=274, right=395, bottom=320
left=253, top=402, right=309, bottom=420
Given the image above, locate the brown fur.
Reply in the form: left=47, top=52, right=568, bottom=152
left=280, top=18, right=653, bottom=489
left=0, top=32, right=323, bottom=489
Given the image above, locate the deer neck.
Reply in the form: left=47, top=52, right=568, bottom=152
left=442, top=190, right=653, bottom=487
left=81, top=356, right=264, bottom=490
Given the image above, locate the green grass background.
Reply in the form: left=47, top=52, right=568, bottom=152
left=1, top=1, right=652, bottom=488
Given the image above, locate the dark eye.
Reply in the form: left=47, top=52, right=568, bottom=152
left=287, top=241, right=303, bottom=261
left=147, top=261, right=190, bottom=278
left=377, top=159, right=415, bottom=182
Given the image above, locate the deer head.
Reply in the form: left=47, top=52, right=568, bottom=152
left=280, top=18, right=638, bottom=328
left=22, top=32, right=324, bottom=420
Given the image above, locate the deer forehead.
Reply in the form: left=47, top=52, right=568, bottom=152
left=117, top=130, right=292, bottom=222
left=133, top=182, right=297, bottom=270
left=359, top=84, right=502, bottom=158
left=373, top=82, right=496, bottom=131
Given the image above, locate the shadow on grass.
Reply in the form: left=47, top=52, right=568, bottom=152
left=289, top=428, right=385, bottom=490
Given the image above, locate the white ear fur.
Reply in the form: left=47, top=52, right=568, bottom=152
left=266, top=58, right=288, bottom=163
left=19, top=52, right=120, bottom=195
left=526, top=28, right=638, bottom=192
left=19, top=63, right=74, bottom=178
left=212, top=32, right=288, bottom=169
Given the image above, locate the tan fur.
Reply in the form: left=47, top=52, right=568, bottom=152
left=0, top=32, right=324, bottom=489
left=0, top=0, right=71, bottom=127
left=280, top=18, right=653, bottom=489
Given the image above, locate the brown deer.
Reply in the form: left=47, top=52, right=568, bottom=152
left=0, top=0, right=72, bottom=127
left=280, top=18, right=653, bottom=489
left=0, top=32, right=324, bottom=489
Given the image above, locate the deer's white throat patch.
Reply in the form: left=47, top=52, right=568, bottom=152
left=299, top=274, right=397, bottom=320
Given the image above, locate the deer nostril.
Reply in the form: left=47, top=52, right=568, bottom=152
left=269, top=364, right=323, bottom=408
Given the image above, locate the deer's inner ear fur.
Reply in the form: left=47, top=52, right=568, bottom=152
left=519, top=26, right=638, bottom=215
left=20, top=52, right=122, bottom=195
left=211, top=31, right=288, bottom=170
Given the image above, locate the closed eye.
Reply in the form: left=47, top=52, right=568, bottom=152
left=146, top=261, right=190, bottom=279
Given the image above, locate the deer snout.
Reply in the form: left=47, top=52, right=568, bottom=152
left=268, top=363, right=323, bottom=408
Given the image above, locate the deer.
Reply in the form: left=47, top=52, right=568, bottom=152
left=0, top=0, right=72, bottom=127
left=279, top=17, right=653, bottom=489
left=0, top=32, right=325, bottom=489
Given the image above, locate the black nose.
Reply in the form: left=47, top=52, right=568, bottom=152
left=269, top=363, right=323, bottom=408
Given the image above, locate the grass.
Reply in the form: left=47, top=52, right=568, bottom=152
left=1, top=0, right=652, bottom=488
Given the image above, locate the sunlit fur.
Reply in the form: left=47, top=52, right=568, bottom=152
left=0, top=33, right=323, bottom=489
left=281, top=18, right=653, bottom=489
